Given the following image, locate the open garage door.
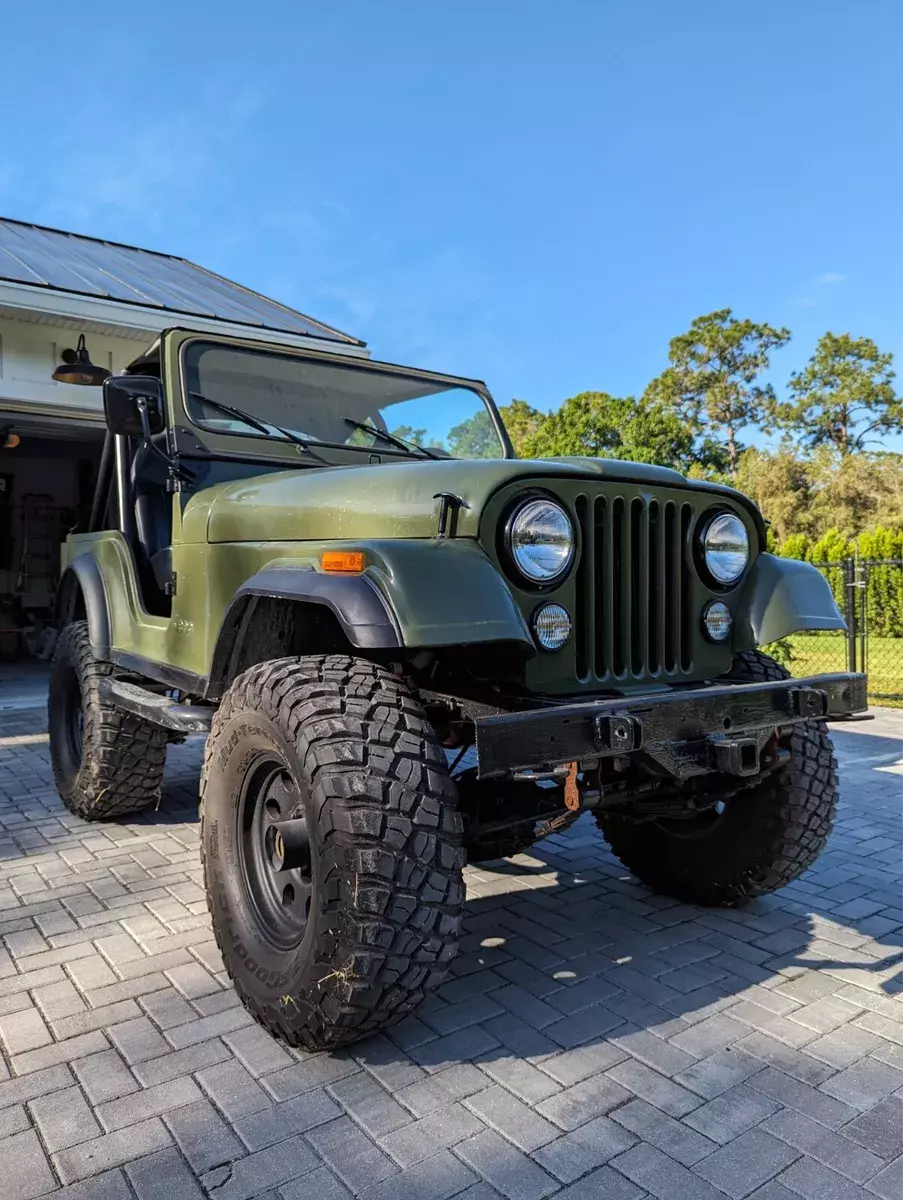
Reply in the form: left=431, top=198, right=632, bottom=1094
left=0, top=405, right=105, bottom=661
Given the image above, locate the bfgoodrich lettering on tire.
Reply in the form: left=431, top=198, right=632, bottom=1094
left=200, top=654, right=465, bottom=1049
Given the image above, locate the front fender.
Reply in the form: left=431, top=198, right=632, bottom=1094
left=364, top=539, right=533, bottom=649
left=209, top=538, right=533, bottom=687
left=739, top=553, right=846, bottom=646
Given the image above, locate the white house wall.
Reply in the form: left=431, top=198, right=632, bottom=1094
left=0, top=314, right=151, bottom=421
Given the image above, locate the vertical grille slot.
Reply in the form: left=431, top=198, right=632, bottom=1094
left=664, top=500, right=679, bottom=672
left=680, top=503, right=693, bottom=670
left=611, top=497, right=625, bottom=677
left=593, top=496, right=609, bottom=677
left=648, top=500, right=661, bottom=673
left=574, top=494, right=591, bottom=679
left=630, top=498, right=647, bottom=675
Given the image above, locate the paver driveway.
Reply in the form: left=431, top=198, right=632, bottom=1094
left=0, top=698, right=900, bottom=1200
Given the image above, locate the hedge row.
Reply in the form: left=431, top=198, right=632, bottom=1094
left=772, top=526, right=903, bottom=638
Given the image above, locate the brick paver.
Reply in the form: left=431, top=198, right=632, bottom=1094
left=0, top=693, right=900, bottom=1198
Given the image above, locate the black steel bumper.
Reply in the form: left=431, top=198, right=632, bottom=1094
left=475, top=672, right=868, bottom=779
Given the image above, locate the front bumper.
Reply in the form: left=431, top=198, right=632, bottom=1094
left=475, top=672, right=867, bottom=780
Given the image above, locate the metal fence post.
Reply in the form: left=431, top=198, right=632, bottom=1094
left=844, top=558, right=857, bottom=673
left=857, top=558, right=867, bottom=680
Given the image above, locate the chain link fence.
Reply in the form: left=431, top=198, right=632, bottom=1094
left=765, top=558, right=903, bottom=707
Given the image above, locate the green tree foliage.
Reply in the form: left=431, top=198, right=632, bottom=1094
left=645, top=308, right=791, bottom=473
left=732, top=447, right=903, bottom=542
left=733, top=447, right=814, bottom=542
left=446, top=409, right=499, bottom=458
left=500, top=400, right=546, bottom=456
left=858, top=528, right=903, bottom=636
left=518, top=391, right=723, bottom=473
left=520, top=392, right=633, bottom=458
left=774, top=332, right=900, bottom=455
left=807, top=449, right=903, bottom=537
left=390, top=424, right=429, bottom=445
left=444, top=400, right=544, bottom=458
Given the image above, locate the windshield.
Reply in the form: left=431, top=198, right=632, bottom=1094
left=183, top=342, right=507, bottom=460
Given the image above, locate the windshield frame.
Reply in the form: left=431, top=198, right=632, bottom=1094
left=175, top=335, right=513, bottom=463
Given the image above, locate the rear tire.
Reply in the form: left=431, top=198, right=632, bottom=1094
left=200, top=655, right=465, bottom=1050
left=48, top=622, right=168, bottom=820
left=597, top=650, right=839, bottom=906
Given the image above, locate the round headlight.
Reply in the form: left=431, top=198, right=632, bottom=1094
left=703, top=600, right=732, bottom=642
left=507, top=499, right=575, bottom=583
left=703, top=512, right=749, bottom=585
left=532, top=603, right=572, bottom=650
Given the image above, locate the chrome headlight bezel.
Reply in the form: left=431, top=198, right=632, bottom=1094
left=504, top=497, right=576, bottom=585
left=699, top=511, right=750, bottom=587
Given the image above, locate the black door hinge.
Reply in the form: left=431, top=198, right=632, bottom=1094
left=164, top=572, right=177, bottom=597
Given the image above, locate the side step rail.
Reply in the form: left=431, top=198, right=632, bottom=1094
left=99, top=679, right=213, bottom=734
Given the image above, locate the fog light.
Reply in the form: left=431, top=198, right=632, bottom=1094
left=532, top=603, right=571, bottom=650
left=703, top=600, right=732, bottom=642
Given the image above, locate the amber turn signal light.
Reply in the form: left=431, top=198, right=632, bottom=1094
left=321, top=551, right=365, bottom=574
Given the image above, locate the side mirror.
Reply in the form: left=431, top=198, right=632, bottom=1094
left=102, top=375, right=165, bottom=437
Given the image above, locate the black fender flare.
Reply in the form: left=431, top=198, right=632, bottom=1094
left=56, top=555, right=111, bottom=659
left=208, top=566, right=402, bottom=699
left=738, top=553, right=847, bottom=646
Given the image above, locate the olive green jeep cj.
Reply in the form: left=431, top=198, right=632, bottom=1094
left=50, top=328, right=867, bottom=1049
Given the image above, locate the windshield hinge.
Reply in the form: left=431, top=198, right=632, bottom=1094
left=164, top=572, right=178, bottom=598
left=433, top=492, right=469, bottom=539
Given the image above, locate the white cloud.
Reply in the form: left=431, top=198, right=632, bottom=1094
left=817, top=272, right=845, bottom=285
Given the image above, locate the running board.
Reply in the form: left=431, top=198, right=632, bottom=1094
left=100, top=679, right=214, bottom=734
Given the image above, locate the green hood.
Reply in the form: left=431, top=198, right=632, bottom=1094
left=185, top=455, right=738, bottom=544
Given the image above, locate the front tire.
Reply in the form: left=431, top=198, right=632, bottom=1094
left=597, top=650, right=839, bottom=906
left=200, top=655, right=465, bottom=1050
left=48, top=622, right=168, bottom=820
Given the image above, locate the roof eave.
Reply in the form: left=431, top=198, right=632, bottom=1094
left=0, top=278, right=370, bottom=357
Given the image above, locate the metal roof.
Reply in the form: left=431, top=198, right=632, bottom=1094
left=0, top=217, right=363, bottom=345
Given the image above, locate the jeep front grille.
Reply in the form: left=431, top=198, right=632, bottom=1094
left=573, top=494, right=694, bottom=682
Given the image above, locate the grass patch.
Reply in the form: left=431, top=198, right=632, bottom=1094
left=767, top=634, right=903, bottom=708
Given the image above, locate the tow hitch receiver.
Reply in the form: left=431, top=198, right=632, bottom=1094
left=710, top=737, right=760, bottom=777
left=474, top=671, right=866, bottom=779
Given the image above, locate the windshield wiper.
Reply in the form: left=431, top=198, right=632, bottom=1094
left=189, top=393, right=328, bottom=463
left=343, top=417, right=443, bottom=460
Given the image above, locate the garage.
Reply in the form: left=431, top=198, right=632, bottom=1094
left=0, top=417, right=105, bottom=661
left=0, top=217, right=363, bottom=668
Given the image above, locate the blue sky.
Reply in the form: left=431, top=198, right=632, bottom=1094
left=3, top=0, right=901, bottom=449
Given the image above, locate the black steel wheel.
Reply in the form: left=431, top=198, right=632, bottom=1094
left=237, top=757, right=313, bottom=950
left=200, top=654, right=465, bottom=1050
